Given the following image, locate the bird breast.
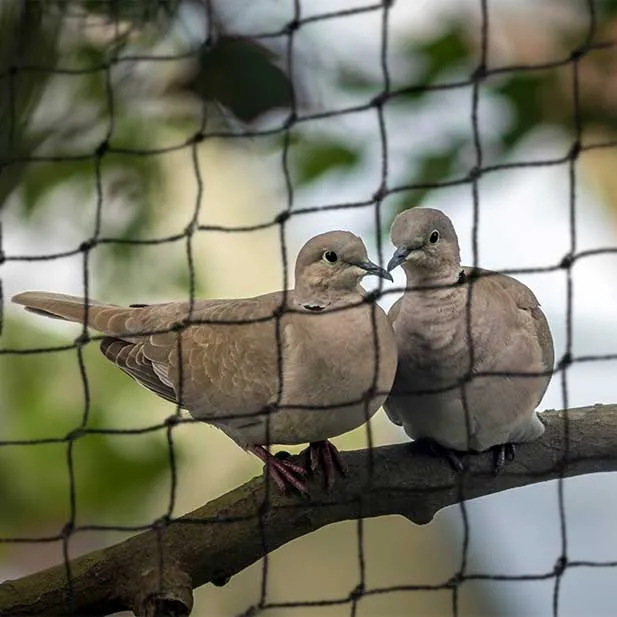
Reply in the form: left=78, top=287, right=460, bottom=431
left=394, top=286, right=471, bottom=385
left=284, top=304, right=397, bottom=409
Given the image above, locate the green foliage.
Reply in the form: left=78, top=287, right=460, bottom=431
left=288, top=9, right=617, bottom=225
left=293, top=138, right=360, bottom=186
left=0, top=317, right=176, bottom=533
left=54, top=0, right=182, bottom=24
left=279, top=22, right=478, bottom=219
left=185, top=36, right=294, bottom=124
left=400, top=24, right=471, bottom=100
left=19, top=159, right=94, bottom=216
left=1, top=1, right=298, bottom=220
left=0, top=0, right=61, bottom=207
left=596, top=0, right=617, bottom=19
left=390, top=144, right=464, bottom=220
left=494, top=72, right=555, bottom=149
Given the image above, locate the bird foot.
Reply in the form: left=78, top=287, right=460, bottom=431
left=306, top=440, right=347, bottom=490
left=248, top=446, right=309, bottom=495
left=419, top=439, right=466, bottom=473
left=491, top=443, right=516, bottom=475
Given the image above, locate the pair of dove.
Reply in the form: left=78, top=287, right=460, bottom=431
left=12, top=208, right=553, bottom=494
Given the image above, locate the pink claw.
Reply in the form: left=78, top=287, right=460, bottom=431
left=307, top=440, right=347, bottom=490
left=248, top=446, right=309, bottom=495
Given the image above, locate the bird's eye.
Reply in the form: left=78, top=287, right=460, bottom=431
left=323, top=250, right=338, bottom=263
left=429, top=230, right=440, bottom=244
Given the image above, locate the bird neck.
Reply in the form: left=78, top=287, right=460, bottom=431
left=398, top=266, right=469, bottom=331
left=293, top=283, right=359, bottom=311
left=402, top=263, right=464, bottom=288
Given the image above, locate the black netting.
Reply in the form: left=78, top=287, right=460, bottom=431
left=1, top=1, right=616, bottom=616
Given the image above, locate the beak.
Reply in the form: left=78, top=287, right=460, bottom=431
left=387, top=247, right=412, bottom=272
left=356, top=260, right=393, bottom=282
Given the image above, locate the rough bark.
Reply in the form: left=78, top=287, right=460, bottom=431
left=1, top=405, right=616, bottom=616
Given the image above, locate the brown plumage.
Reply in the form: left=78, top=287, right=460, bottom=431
left=384, top=208, right=554, bottom=472
left=13, top=231, right=398, bottom=493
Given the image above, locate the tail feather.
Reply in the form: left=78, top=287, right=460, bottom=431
left=11, top=291, right=129, bottom=336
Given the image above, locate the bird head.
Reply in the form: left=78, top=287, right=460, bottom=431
left=387, top=208, right=461, bottom=280
left=295, top=231, right=392, bottom=298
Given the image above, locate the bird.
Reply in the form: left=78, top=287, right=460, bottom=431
left=383, top=207, right=554, bottom=473
left=12, top=231, right=398, bottom=494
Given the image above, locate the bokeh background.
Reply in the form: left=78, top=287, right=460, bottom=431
left=2, top=0, right=617, bottom=615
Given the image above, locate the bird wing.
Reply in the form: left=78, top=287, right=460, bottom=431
left=465, top=267, right=555, bottom=405
left=100, top=337, right=178, bottom=405
left=12, top=290, right=288, bottom=420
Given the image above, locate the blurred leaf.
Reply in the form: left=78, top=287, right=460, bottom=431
left=391, top=143, right=464, bottom=222
left=595, top=0, right=617, bottom=19
left=55, top=0, right=181, bottom=25
left=73, top=418, right=172, bottom=523
left=417, top=26, right=469, bottom=79
left=184, top=36, right=294, bottom=124
left=493, top=72, right=552, bottom=150
left=294, top=139, right=360, bottom=185
left=18, top=111, right=164, bottom=239
left=399, top=24, right=471, bottom=101
left=338, top=66, right=381, bottom=95
left=0, top=317, right=177, bottom=533
left=19, top=159, right=95, bottom=215
left=0, top=0, right=61, bottom=208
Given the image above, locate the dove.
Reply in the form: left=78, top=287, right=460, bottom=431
left=384, top=208, right=554, bottom=472
left=12, top=231, right=398, bottom=494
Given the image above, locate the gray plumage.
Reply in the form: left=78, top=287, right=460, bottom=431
left=384, top=208, right=554, bottom=456
left=12, top=231, right=398, bottom=492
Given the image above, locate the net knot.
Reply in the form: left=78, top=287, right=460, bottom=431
left=74, top=333, right=90, bottom=346
left=284, top=19, right=300, bottom=34
left=559, top=253, right=574, bottom=269
left=261, top=403, right=277, bottom=416
left=363, top=386, right=378, bottom=402
left=363, top=289, right=380, bottom=304
left=66, top=427, right=86, bottom=441
left=349, top=583, right=365, bottom=600
left=184, top=220, right=198, bottom=236
left=558, top=352, right=572, bottom=369
left=272, top=304, right=286, bottom=319
left=165, top=414, right=180, bottom=428
left=170, top=320, right=189, bottom=333
left=471, top=63, right=487, bottom=80
left=467, top=166, right=482, bottom=181
left=152, top=515, right=171, bottom=529
left=370, top=91, right=389, bottom=108
left=274, top=210, right=291, bottom=224
left=372, top=185, right=388, bottom=202
left=95, top=140, right=108, bottom=157
left=554, top=555, right=568, bottom=575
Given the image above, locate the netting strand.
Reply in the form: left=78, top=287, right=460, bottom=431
left=0, top=1, right=615, bottom=616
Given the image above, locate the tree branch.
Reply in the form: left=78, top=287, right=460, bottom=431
left=1, top=405, right=616, bottom=616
